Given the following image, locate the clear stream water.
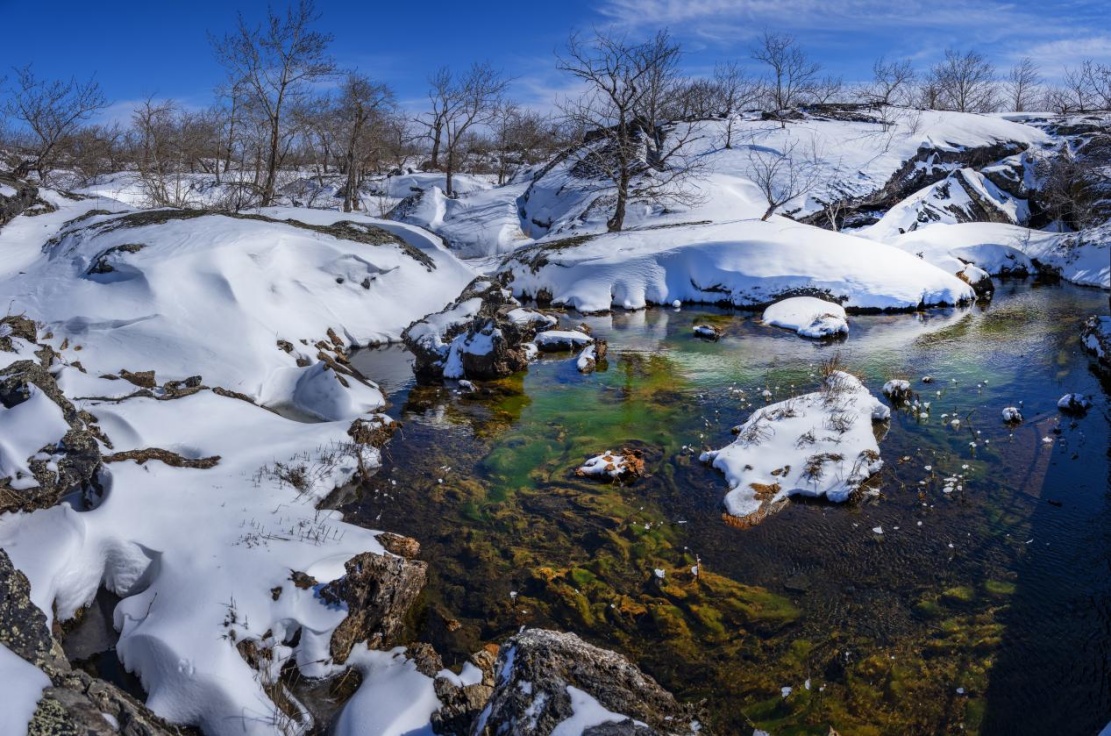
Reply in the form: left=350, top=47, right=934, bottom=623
left=349, top=281, right=1110, bottom=736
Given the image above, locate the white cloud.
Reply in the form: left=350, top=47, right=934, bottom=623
left=1019, top=35, right=1111, bottom=71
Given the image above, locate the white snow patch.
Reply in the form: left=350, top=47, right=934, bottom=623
left=551, top=685, right=646, bottom=736
left=0, top=643, right=51, bottom=735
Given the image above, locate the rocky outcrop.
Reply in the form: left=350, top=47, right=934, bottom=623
left=802, top=140, right=1030, bottom=230
left=0, top=360, right=104, bottom=513
left=0, top=172, right=55, bottom=229
left=0, top=549, right=185, bottom=736
left=473, top=629, right=704, bottom=736
left=402, top=276, right=557, bottom=383
left=320, top=548, right=427, bottom=665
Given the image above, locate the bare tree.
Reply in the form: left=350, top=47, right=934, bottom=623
left=747, top=139, right=821, bottom=220
left=420, top=62, right=507, bottom=197
left=132, top=98, right=193, bottom=207
left=865, top=56, right=917, bottom=107
left=751, top=31, right=820, bottom=113
left=558, top=30, right=703, bottom=232
left=490, top=104, right=563, bottom=185
left=211, top=0, right=335, bottom=206
left=810, top=74, right=845, bottom=105
left=926, top=49, right=999, bottom=113
left=336, top=72, right=394, bottom=212
left=1052, top=60, right=1111, bottom=113
left=714, top=61, right=761, bottom=148
left=1005, top=58, right=1041, bottom=112
left=3, top=65, right=108, bottom=182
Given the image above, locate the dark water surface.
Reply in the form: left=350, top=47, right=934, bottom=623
left=350, top=282, right=1111, bottom=735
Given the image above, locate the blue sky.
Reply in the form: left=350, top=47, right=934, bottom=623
left=3, top=0, right=1111, bottom=122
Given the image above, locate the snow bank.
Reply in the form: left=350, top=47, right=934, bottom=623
left=762, top=296, right=848, bottom=338
left=701, top=371, right=887, bottom=527
left=519, top=111, right=1046, bottom=238
left=883, top=222, right=1109, bottom=289
left=332, top=646, right=441, bottom=736
left=503, top=219, right=975, bottom=312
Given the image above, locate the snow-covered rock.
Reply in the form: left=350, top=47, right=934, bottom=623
left=1083, top=315, right=1111, bottom=369
left=693, top=324, right=722, bottom=340
left=762, top=296, right=849, bottom=338
left=862, top=168, right=1030, bottom=242
left=474, top=629, right=701, bottom=736
left=1002, top=406, right=1023, bottom=423
left=534, top=329, right=595, bottom=352
left=576, top=448, right=644, bottom=481
left=575, top=341, right=607, bottom=373
left=701, top=371, right=886, bottom=527
left=403, top=277, right=556, bottom=381
left=882, top=379, right=913, bottom=402
left=1057, top=393, right=1092, bottom=414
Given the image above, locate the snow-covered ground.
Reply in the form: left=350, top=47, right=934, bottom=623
left=0, top=190, right=476, bottom=734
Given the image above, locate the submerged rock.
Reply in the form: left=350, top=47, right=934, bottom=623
left=1057, top=393, right=1092, bottom=414
left=473, top=629, right=704, bottom=736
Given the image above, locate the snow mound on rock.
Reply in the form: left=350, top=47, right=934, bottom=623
left=503, top=219, right=975, bottom=313
left=763, top=296, right=848, bottom=338
left=701, top=371, right=886, bottom=527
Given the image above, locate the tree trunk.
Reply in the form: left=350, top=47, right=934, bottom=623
left=761, top=204, right=776, bottom=221
left=343, top=150, right=357, bottom=212
left=262, top=117, right=281, bottom=206
left=608, top=169, right=629, bottom=232
left=429, top=122, right=442, bottom=170
left=445, top=154, right=454, bottom=198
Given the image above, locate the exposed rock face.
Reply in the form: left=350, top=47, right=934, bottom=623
left=320, top=551, right=428, bottom=664
left=0, top=360, right=104, bottom=513
left=403, top=276, right=557, bottom=383
left=432, top=645, right=499, bottom=735
left=802, top=141, right=1029, bottom=230
left=473, top=629, right=704, bottom=736
left=0, top=172, right=55, bottom=229
left=0, top=549, right=185, bottom=736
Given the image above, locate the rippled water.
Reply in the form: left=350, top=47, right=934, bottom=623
left=350, top=281, right=1111, bottom=735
